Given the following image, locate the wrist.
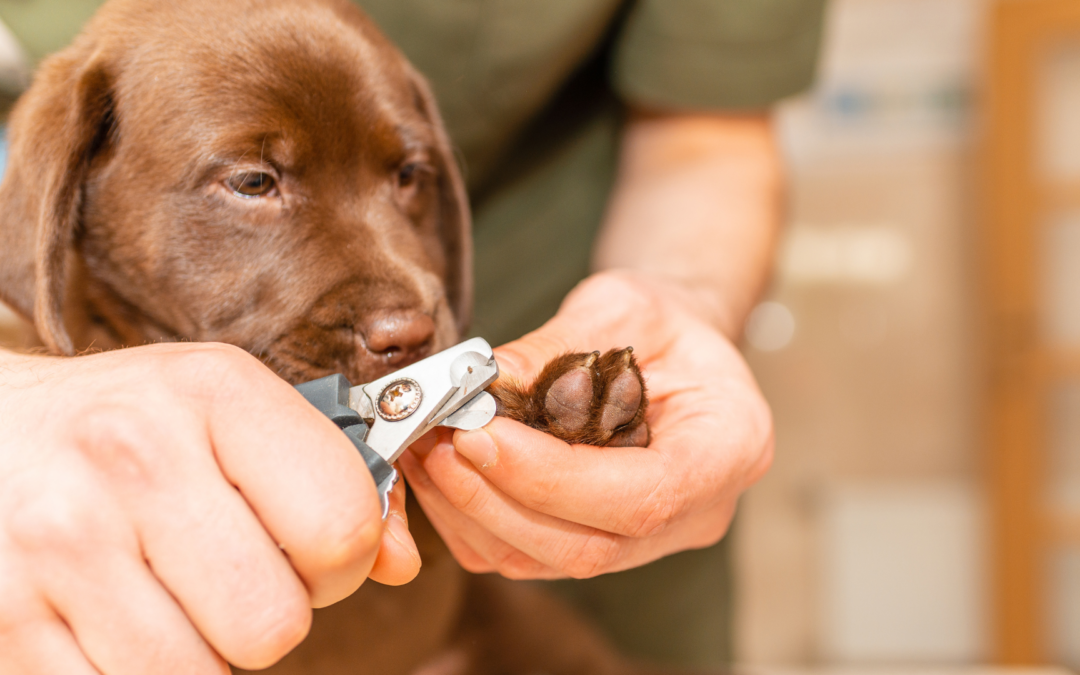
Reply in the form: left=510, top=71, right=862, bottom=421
left=591, top=269, right=747, bottom=340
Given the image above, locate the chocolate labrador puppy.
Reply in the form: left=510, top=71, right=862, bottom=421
left=0, top=0, right=657, bottom=673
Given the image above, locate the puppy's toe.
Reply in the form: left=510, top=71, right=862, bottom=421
left=540, top=351, right=599, bottom=437
left=491, top=348, right=649, bottom=447
left=594, top=347, right=649, bottom=447
left=607, top=422, right=649, bottom=448
left=490, top=351, right=598, bottom=441
left=597, top=348, right=643, bottom=429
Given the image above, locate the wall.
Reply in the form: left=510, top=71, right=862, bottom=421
left=734, top=0, right=991, bottom=663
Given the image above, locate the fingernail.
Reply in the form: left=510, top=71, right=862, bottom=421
left=456, top=428, right=498, bottom=469
left=386, top=511, right=421, bottom=568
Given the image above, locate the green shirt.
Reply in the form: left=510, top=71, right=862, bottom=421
left=350, top=3, right=827, bottom=667
left=0, top=0, right=824, bottom=344
left=355, top=0, right=826, bottom=345
left=0, top=0, right=825, bottom=666
left=358, top=5, right=826, bottom=666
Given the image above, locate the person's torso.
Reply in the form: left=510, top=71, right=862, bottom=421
left=356, top=0, right=624, bottom=190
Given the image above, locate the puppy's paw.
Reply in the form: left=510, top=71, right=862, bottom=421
left=490, top=348, right=649, bottom=447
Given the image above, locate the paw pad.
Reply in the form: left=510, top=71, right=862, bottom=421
left=490, top=347, right=649, bottom=447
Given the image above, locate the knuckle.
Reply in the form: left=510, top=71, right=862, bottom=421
left=745, top=414, right=776, bottom=484
left=263, top=599, right=314, bottom=651
left=6, top=486, right=103, bottom=554
left=0, top=612, right=18, bottom=643
left=0, top=601, right=14, bottom=637
left=561, top=533, right=621, bottom=579
left=623, top=462, right=682, bottom=539
left=690, top=527, right=726, bottom=550
left=486, top=544, right=518, bottom=571
left=489, top=549, right=529, bottom=579
left=181, top=341, right=250, bottom=368
left=0, top=572, right=37, bottom=636
left=310, top=500, right=383, bottom=573
left=73, top=406, right=166, bottom=486
left=169, top=343, right=236, bottom=377
left=449, top=476, right=488, bottom=516
left=445, top=541, right=493, bottom=574
left=170, top=344, right=255, bottom=387
left=746, top=430, right=775, bottom=486
left=233, top=598, right=311, bottom=670
left=742, top=392, right=775, bottom=452
left=521, top=466, right=567, bottom=513
left=458, top=556, right=494, bottom=574
left=524, top=478, right=556, bottom=512
left=499, top=565, right=537, bottom=581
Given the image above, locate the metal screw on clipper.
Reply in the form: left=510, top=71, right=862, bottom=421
left=293, top=337, right=499, bottom=518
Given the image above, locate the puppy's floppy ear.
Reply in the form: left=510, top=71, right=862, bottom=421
left=406, top=67, right=473, bottom=336
left=0, top=44, right=115, bottom=355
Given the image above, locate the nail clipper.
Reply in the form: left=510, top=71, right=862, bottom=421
left=293, top=338, right=499, bottom=518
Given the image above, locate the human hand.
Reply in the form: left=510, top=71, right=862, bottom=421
left=400, top=271, right=773, bottom=579
left=0, top=342, right=420, bottom=673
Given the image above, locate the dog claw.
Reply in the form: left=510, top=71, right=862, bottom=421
left=598, top=369, right=642, bottom=431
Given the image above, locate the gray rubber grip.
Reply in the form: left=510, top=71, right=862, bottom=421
left=294, top=374, right=398, bottom=518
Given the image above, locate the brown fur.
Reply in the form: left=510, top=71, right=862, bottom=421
left=0, top=1, right=660, bottom=673
left=0, top=0, right=469, bottom=382
left=492, top=348, right=650, bottom=448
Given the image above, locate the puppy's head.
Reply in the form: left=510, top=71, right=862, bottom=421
left=0, top=0, right=471, bottom=384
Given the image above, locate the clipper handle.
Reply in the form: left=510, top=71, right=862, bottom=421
left=294, top=374, right=398, bottom=519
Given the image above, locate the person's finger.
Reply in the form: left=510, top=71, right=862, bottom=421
left=401, top=466, right=496, bottom=573
left=404, top=443, right=630, bottom=579
left=65, top=404, right=310, bottom=669
left=41, top=545, right=229, bottom=674
left=442, top=410, right=712, bottom=537
left=446, top=343, right=772, bottom=538
left=408, top=441, right=740, bottom=577
left=160, top=344, right=385, bottom=606
left=400, top=433, right=499, bottom=574
left=0, top=616, right=104, bottom=675
left=402, top=430, right=498, bottom=573
left=0, top=556, right=101, bottom=675
left=446, top=418, right=680, bottom=538
left=429, top=419, right=751, bottom=573
left=5, top=461, right=230, bottom=673
left=399, top=450, right=564, bottom=578
left=367, top=480, right=422, bottom=586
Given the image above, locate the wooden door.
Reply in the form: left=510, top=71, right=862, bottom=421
left=984, top=0, right=1080, bottom=663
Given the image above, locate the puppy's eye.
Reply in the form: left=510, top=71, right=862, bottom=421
left=398, top=163, right=421, bottom=188
left=227, top=172, right=276, bottom=198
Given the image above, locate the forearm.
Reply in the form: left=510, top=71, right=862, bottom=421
left=418, top=116, right=781, bottom=578
left=592, top=111, right=783, bottom=339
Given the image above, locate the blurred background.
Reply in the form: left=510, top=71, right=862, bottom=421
left=0, top=0, right=1077, bottom=669
left=736, top=0, right=1080, bottom=668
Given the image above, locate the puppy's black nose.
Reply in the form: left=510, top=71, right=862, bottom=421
left=359, top=310, right=435, bottom=366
